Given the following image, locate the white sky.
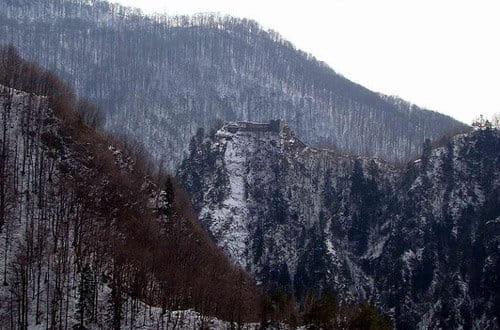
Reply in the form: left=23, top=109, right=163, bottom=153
left=113, top=0, right=500, bottom=124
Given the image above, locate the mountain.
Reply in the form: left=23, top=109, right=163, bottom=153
left=178, top=120, right=500, bottom=329
left=0, top=0, right=468, bottom=170
left=0, top=47, right=261, bottom=329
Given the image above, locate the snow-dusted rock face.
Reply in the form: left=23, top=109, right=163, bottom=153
left=178, top=121, right=500, bottom=329
left=0, top=0, right=468, bottom=169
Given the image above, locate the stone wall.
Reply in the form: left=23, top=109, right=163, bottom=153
left=226, top=120, right=285, bottom=133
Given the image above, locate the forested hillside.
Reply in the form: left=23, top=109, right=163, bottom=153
left=178, top=120, right=500, bottom=329
left=0, top=46, right=261, bottom=329
left=0, top=0, right=468, bottom=169
left=1, top=45, right=399, bottom=330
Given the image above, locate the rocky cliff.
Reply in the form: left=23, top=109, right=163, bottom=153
left=178, top=121, right=500, bottom=329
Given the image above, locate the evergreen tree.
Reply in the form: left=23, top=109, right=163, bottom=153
left=349, top=159, right=375, bottom=253
left=421, top=138, right=432, bottom=171
left=76, top=265, right=95, bottom=329
left=162, top=176, right=175, bottom=216
left=350, top=302, right=392, bottom=330
left=304, top=292, right=337, bottom=329
left=350, top=159, right=365, bottom=198
left=270, top=189, right=288, bottom=224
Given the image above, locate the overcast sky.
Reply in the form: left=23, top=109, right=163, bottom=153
left=113, top=0, right=500, bottom=124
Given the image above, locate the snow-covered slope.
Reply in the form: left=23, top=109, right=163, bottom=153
left=178, top=121, right=500, bottom=329
left=0, top=85, right=262, bottom=329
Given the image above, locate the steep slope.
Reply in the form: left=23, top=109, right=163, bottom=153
left=0, top=51, right=261, bottom=328
left=0, top=0, right=468, bottom=169
left=178, top=121, right=500, bottom=329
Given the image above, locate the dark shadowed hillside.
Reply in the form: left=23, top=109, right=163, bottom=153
left=178, top=120, right=500, bottom=329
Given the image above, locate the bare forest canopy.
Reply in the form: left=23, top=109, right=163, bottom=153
left=0, top=0, right=470, bottom=170
left=0, top=45, right=261, bottom=328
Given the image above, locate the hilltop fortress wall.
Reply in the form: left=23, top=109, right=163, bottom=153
left=226, top=119, right=285, bottom=133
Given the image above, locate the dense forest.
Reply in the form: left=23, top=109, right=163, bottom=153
left=2, top=0, right=494, bottom=329
left=0, top=46, right=262, bottom=328
left=179, top=120, right=500, bottom=329
left=0, top=47, right=394, bottom=329
left=0, top=0, right=468, bottom=169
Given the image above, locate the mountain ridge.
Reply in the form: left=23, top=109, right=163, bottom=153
left=0, top=0, right=469, bottom=170
left=178, top=119, right=500, bottom=329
